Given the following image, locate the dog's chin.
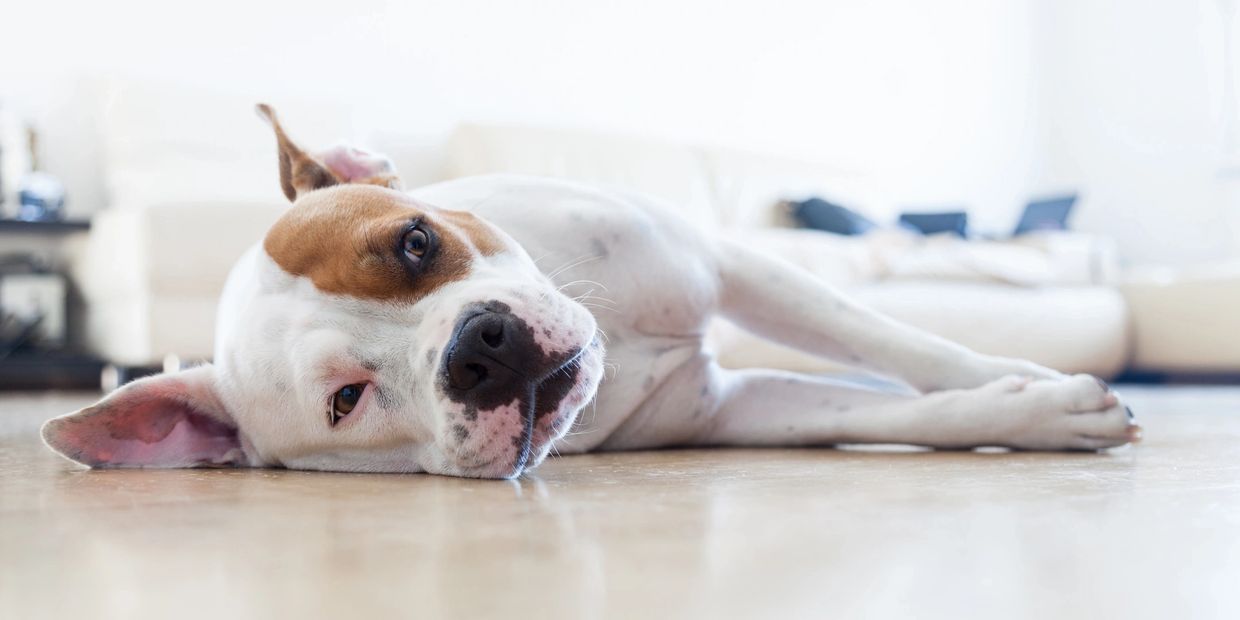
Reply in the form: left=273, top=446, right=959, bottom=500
left=448, top=350, right=602, bottom=479
left=523, top=343, right=605, bottom=471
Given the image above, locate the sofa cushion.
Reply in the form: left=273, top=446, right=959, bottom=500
left=72, top=202, right=284, bottom=300
left=744, top=228, right=1118, bottom=288
left=81, top=295, right=219, bottom=366
left=445, top=124, right=720, bottom=228
left=1122, top=263, right=1240, bottom=372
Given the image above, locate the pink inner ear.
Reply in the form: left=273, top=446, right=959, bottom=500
left=318, top=145, right=394, bottom=182
left=44, top=380, right=243, bottom=468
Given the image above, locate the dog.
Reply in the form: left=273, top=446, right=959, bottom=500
left=41, top=105, right=1141, bottom=479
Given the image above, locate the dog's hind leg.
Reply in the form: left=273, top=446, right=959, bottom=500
left=713, top=239, right=1066, bottom=393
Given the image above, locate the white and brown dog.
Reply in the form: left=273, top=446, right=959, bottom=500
left=41, top=106, right=1141, bottom=479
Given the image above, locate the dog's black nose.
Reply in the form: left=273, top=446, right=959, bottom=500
left=444, top=308, right=535, bottom=406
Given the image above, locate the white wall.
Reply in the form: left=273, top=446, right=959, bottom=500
left=1033, top=0, right=1239, bottom=265
left=1, top=0, right=1038, bottom=227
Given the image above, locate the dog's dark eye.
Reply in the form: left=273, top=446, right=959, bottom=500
left=330, top=384, right=365, bottom=426
left=402, top=227, right=429, bottom=261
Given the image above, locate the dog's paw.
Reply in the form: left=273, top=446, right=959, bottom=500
left=974, top=374, right=1141, bottom=451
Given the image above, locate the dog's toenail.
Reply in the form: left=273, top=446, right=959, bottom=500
left=1094, top=377, right=1110, bottom=392
left=1125, top=406, right=1135, bottom=420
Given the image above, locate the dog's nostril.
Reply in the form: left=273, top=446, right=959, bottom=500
left=444, top=308, right=522, bottom=398
left=450, top=361, right=489, bottom=390
left=480, top=321, right=504, bottom=349
left=465, top=363, right=488, bottom=382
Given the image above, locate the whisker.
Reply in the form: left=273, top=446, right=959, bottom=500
left=531, top=251, right=554, bottom=268
left=579, top=304, right=620, bottom=314
left=575, top=296, right=618, bottom=307
left=546, top=255, right=603, bottom=280
left=546, top=254, right=590, bottom=279
left=559, top=279, right=609, bottom=293
left=593, top=328, right=611, bottom=344
left=570, top=287, right=617, bottom=303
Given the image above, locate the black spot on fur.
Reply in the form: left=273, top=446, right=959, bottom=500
left=373, top=386, right=397, bottom=410
left=589, top=237, right=610, bottom=259
left=453, top=424, right=469, bottom=442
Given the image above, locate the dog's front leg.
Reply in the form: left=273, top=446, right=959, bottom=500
left=715, top=240, right=1065, bottom=392
left=690, top=367, right=1139, bottom=451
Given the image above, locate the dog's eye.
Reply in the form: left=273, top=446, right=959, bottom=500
left=402, top=227, right=429, bottom=261
left=330, top=384, right=365, bottom=426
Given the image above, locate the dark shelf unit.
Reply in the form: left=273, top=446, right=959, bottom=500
left=0, top=350, right=105, bottom=390
left=0, top=219, right=91, bottom=234
left=1, top=217, right=96, bottom=390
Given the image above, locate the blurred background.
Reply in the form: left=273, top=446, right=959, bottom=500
left=1, top=0, right=1237, bottom=388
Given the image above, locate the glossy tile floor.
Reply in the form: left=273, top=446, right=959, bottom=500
left=2, top=387, right=1239, bottom=619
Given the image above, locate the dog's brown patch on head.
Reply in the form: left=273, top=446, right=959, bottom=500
left=263, top=185, right=510, bottom=302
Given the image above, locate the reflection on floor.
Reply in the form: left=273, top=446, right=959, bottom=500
left=2, top=386, right=1238, bottom=619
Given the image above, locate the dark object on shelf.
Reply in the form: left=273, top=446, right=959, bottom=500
left=1113, top=369, right=1240, bottom=386
left=0, top=260, right=67, bottom=346
left=789, top=197, right=877, bottom=236
left=0, top=218, right=90, bottom=234
left=0, top=349, right=106, bottom=390
left=17, top=172, right=67, bottom=222
left=898, top=211, right=969, bottom=237
left=0, top=253, right=50, bottom=274
left=1013, top=194, right=1076, bottom=236
left=0, top=312, right=43, bottom=358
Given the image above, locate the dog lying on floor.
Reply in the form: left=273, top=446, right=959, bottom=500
left=41, top=105, right=1141, bottom=478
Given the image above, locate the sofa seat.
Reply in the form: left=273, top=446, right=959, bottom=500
left=1121, top=262, right=1240, bottom=373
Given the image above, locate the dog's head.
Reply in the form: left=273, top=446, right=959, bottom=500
left=41, top=105, right=605, bottom=478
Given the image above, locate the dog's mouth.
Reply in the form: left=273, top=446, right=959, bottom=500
left=505, top=347, right=588, bottom=475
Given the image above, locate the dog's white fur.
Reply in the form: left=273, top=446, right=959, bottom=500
left=41, top=111, right=1138, bottom=479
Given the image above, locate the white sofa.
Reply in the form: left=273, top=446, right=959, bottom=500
left=70, top=85, right=1133, bottom=377
left=1121, top=262, right=1240, bottom=374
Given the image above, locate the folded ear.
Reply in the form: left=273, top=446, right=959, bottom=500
left=41, top=364, right=249, bottom=468
left=255, top=103, right=402, bottom=202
